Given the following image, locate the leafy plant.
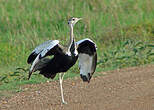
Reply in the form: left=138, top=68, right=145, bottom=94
left=98, top=39, right=154, bottom=69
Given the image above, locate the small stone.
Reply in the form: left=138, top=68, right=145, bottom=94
left=72, top=82, right=75, bottom=86
left=36, top=91, right=41, bottom=94
left=24, top=88, right=28, bottom=90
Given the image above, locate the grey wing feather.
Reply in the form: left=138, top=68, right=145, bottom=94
left=76, top=38, right=97, bottom=82
left=27, top=40, right=59, bottom=64
left=33, top=40, right=59, bottom=54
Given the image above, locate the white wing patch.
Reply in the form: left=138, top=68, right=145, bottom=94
left=78, top=53, right=93, bottom=77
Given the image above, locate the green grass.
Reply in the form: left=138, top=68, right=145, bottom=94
left=0, top=0, right=154, bottom=94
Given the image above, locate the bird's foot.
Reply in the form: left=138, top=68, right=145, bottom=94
left=62, top=101, right=67, bottom=104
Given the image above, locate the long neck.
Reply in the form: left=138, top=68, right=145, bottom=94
left=67, top=24, right=75, bottom=52
left=70, top=24, right=74, bottom=44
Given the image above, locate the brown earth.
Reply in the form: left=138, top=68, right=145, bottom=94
left=0, top=65, right=154, bottom=110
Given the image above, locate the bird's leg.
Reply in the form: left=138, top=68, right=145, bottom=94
left=61, top=72, right=65, bottom=81
left=59, top=73, right=67, bottom=104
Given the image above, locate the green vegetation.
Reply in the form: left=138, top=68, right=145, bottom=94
left=0, top=0, right=154, bottom=93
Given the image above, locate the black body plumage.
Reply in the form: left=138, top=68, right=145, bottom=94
left=27, top=39, right=97, bottom=82
left=39, top=53, right=78, bottom=79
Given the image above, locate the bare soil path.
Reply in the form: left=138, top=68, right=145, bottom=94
left=0, top=65, right=154, bottom=110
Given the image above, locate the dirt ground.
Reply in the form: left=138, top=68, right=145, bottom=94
left=0, top=65, right=154, bottom=110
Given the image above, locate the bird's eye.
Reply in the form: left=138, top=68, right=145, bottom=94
left=72, top=18, right=75, bottom=21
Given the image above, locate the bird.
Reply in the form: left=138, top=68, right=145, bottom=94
left=27, top=17, right=97, bottom=104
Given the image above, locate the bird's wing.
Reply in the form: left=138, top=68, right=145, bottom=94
left=27, top=40, right=64, bottom=79
left=27, top=40, right=61, bottom=64
left=76, top=38, right=97, bottom=82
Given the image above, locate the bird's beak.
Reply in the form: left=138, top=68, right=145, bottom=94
left=78, top=18, right=82, bottom=21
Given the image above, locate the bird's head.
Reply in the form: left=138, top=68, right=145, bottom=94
left=68, top=17, right=82, bottom=27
